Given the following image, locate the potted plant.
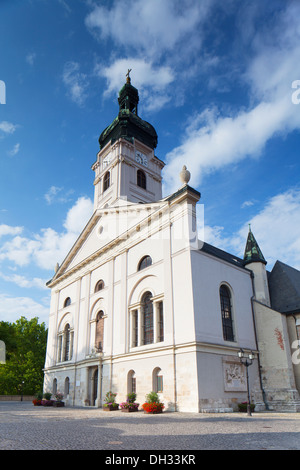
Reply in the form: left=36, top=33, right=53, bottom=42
left=32, top=391, right=43, bottom=406
left=41, top=392, right=54, bottom=406
left=53, top=392, right=65, bottom=407
left=238, top=401, right=255, bottom=412
left=142, top=391, right=164, bottom=414
left=120, top=393, right=140, bottom=412
left=103, top=391, right=119, bottom=411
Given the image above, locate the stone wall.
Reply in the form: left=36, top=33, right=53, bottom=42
left=0, top=395, right=35, bottom=401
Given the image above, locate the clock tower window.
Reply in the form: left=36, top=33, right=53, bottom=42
left=103, top=171, right=110, bottom=192
left=137, top=169, right=146, bottom=190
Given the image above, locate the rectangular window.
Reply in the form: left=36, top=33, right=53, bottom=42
left=158, top=302, right=164, bottom=342
left=132, top=310, right=138, bottom=347
left=57, top=335, right=62, bottom=363
left=143, top=296, right=153, bottom=345
left=157, top=375, right=163, bottom=393
left=132, top=377, right=136, bottom=394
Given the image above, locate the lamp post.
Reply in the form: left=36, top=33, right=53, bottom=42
left=238, top=349, right=254, bottom=416
left=20, top=380, right=24, bottom=402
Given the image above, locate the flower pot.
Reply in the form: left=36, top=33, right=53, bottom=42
left=41, top=399, right=54, bottom=406
left=120, top=402, right=139, bottom=412
left=32, top=400, right=42, bottom=406
left=142, top=402, right=164, bottom=414
left=53, top=401, right=65, bottom=407
left=103, top=404, right=119, bottom=411
left=144, top=410, right=163, bottom=414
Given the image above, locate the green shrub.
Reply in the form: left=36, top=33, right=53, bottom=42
left=145, top=391, right=160, bottom=403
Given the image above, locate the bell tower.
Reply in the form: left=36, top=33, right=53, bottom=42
left=92, top=71, right=165, bottom=209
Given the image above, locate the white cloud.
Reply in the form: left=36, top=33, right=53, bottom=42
left=163, top=97, right=295, bottom=194
left=33, top=196, right=94, bottom=270
left=0, top=121, right=17, bottom=135
left=58, top=0, right=71, bottom=14
left=26, top=52, right=36, bottom=66
left=238, top=188, right=300, bottom=270
left=7, top=143, right=20, bottom=157
left=0, top=224, right=23, bottom=238
left=44, top=185, right=63, bottom=204
left=0, top=197, right=94, bottom=271
left=202, top=188, right=300, bottom=271
left=163, top=2, right=300, bottom=195
left=63, top=196, right=94, bottom=234
left=0, top=235, right=40, bottom=267
left=241, top=200, right=255, bottom=209
left=62, top=61, right=89, bottom=106
left=85, top=0, right=209, bottom=58
left=87, top=0, right=216, bottom=107
left=98, top=58, right=174, bottom=96
left=0, top=272, right=47, bottom=290
left=44, top=186, right=74, bottom=205
left=96, top=57, right=175, bottom=112
left=0, top=294, right=49, bottom=324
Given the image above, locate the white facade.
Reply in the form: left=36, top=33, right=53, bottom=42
left=44, top=80, right=300, bottom=412
left=44, top=135, right=263, bottom=412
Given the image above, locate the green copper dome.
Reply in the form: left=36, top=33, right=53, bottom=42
left=99, top=75, right=158, bottom=150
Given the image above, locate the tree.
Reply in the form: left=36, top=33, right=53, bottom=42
left=0, top=317, right=48, bottom=395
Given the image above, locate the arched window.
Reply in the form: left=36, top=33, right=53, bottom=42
left=64, top=377, right=70, bottom=397
left=138, top=255, right=152, bottom=271
left=220, top=285, right=235, bottom=342
left=95, top=280, right=104, bottom=293
left=63, top=297, right=71, bottom=308
left=127, top=370, right=136, bottom=394
left=63, top=323, right=71, bottom=361
left=95, top=311, right=104, bottom=351
left=103, top=171, right=110, bottom=192
left=53, top=378, right=57, bottom=395
left=142, top=291, right=153, bottom=345
left=137, top=169, right=146, bottom=189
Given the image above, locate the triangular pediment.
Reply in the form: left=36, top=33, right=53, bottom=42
left=48, top=200, right=165, bottom=286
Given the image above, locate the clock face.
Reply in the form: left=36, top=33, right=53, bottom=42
left=135, top=151, right=148, bottom=167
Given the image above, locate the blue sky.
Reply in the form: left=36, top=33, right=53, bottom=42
left=1, top=0, right=300, bottom=325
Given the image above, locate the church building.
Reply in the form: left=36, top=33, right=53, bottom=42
left=44, top=74, right=300, bottom=412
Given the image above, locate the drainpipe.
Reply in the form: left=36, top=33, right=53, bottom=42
left=169, top=219, right=178, bottom=412
left=250, top=271, right=269, bottom=410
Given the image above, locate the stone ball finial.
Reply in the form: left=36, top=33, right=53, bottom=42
left=179, top=165, right=191, bottom=185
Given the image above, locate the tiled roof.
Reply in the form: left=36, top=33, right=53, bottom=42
left=268, top=260, right=300, bottom=314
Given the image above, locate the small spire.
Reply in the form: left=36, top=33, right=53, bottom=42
left=243, top=227, right=267, bottom=266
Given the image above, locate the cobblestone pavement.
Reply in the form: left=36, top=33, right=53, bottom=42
left=0, top=401, right=300, bottom=451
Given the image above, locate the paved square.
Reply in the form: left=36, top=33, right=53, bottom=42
left=0, top=401, right=300, bottom=450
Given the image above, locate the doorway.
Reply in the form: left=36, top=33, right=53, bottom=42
left=92, top=368, right=98, bottom=406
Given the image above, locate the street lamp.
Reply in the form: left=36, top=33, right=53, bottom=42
left=20, top=380, right=24, bottom=402
left=238, top=349, right=254, bottom=416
